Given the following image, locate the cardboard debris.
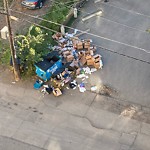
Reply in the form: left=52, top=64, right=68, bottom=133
left=70, top=60, right=79, bottom=68
left=76, top=41, right=83, bottom=50
left=78, top=51, right=85, bottom=59
left=94, top=61, right=100, bottom=69
left=76, top=68, right=81, bottom=75
left=90, top=50, right=94, bottom=56
left=36, top=31, right=104, bottom=96
left=84, top=41, right=90, bottom=49
left=89, top=46, right=96, bottom=52
left=53, top=88, right=62, bottom=96
left=94, top=54, right=101, bottom=61
left=52, top=32, right=62, bottom=40
left=66, top=55, right=74, bottom=62
left=85, top=49, right=90, bottom=55
left=86, top=59, right=93, bottom=66
left=63, top=50, right=71, bottom=58
left=79, top=55, right=87, bottom=66
left=86, top=54, right=92, bottom=60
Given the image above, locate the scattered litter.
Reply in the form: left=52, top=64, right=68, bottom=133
left=69, top=80, right=77, bottom=89
left=83, top=67, right=91, bottom=74
left=82, top=78, right=86, bottom=81
left=41, top=85, right=53, bottom=95
left=100, top=60, right=103, bottom=69
left=83, top=80, right=88, bottom=83
left=34, top=31, right=104, bottom=97
left=91, top=68, right=97, bottom=73
left=121, top=106, right=137, bottom=118
left=91, top=86, right=97, bottom=92
left=53, top=88, right=62, bottom=97
left=77, top=74, right=87, bottom=78
left=78, top=83, right=86, bottom=93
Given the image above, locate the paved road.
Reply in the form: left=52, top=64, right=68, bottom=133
left=0, top=77, right=150, bottom=150
left=0, top=136, right=44, bottom=150
left=73, top=0, right=150, bottom=107
left=1, top=0, right=150, bottom=150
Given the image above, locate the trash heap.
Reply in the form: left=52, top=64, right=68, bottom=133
left=52, top=32, right=103, bottom=69
left=39, top=32, right=103, bottom=97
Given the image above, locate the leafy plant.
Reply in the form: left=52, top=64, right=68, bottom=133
left=0, top=39, right=11, bottom=65
left=15, top=25, right=52, bottom=75
left=0, top=0, right=77, bottom=78
left=0, top=47, right=11, bottom=65
left=40, top=1, right=71, bottom=32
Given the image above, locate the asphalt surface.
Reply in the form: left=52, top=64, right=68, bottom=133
left=73, top=0, right=150, bottom=107
left=1, top=0, right=150, bottom=150
left=0, top=136, right=44, bottom=150
left=1, top=81, right=150, bottom=150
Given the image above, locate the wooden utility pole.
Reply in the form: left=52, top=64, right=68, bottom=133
left=3, top=0, right=21, bottom=81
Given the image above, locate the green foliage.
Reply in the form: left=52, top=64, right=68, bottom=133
left=0, top=39, right=11, bottom=65
left=0, top=39, right=2, bottom=52
left=40, top=1, right=71, bottom=32
left=16, top=0, right=76, bottom=77
left=15, top=25, right=52, bottom=75
left=0, top=47, right=11, bottom=65
left=1, top=0, right=77, bottom=77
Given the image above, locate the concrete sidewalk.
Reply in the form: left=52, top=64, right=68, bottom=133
left=1, top=0, right=150, bottom=148
left=0, top=80, right=150, bottom=150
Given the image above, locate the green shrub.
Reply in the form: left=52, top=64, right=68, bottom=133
left=0, top=39, right=11, bottom=65
left=14, top=25, right=53, bottom=76
left=40, top=1, right=71, bottom=32
left=0, top=48, right=11, bottom=65
left=0, top=0, right=77, bottom=77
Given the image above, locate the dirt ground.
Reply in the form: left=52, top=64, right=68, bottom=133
left=0, top=0, right=52, bottom=86
left=0, top=0, right=52, bottom=34
left=0, top=64, right=36, bottom=90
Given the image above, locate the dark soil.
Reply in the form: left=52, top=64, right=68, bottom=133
left=0, top=0, right=52, bottom=34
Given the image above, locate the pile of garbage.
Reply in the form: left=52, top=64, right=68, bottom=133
left=52, top=32, right=103, bottom=70
left=36, top=31, right=103, bottom=97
